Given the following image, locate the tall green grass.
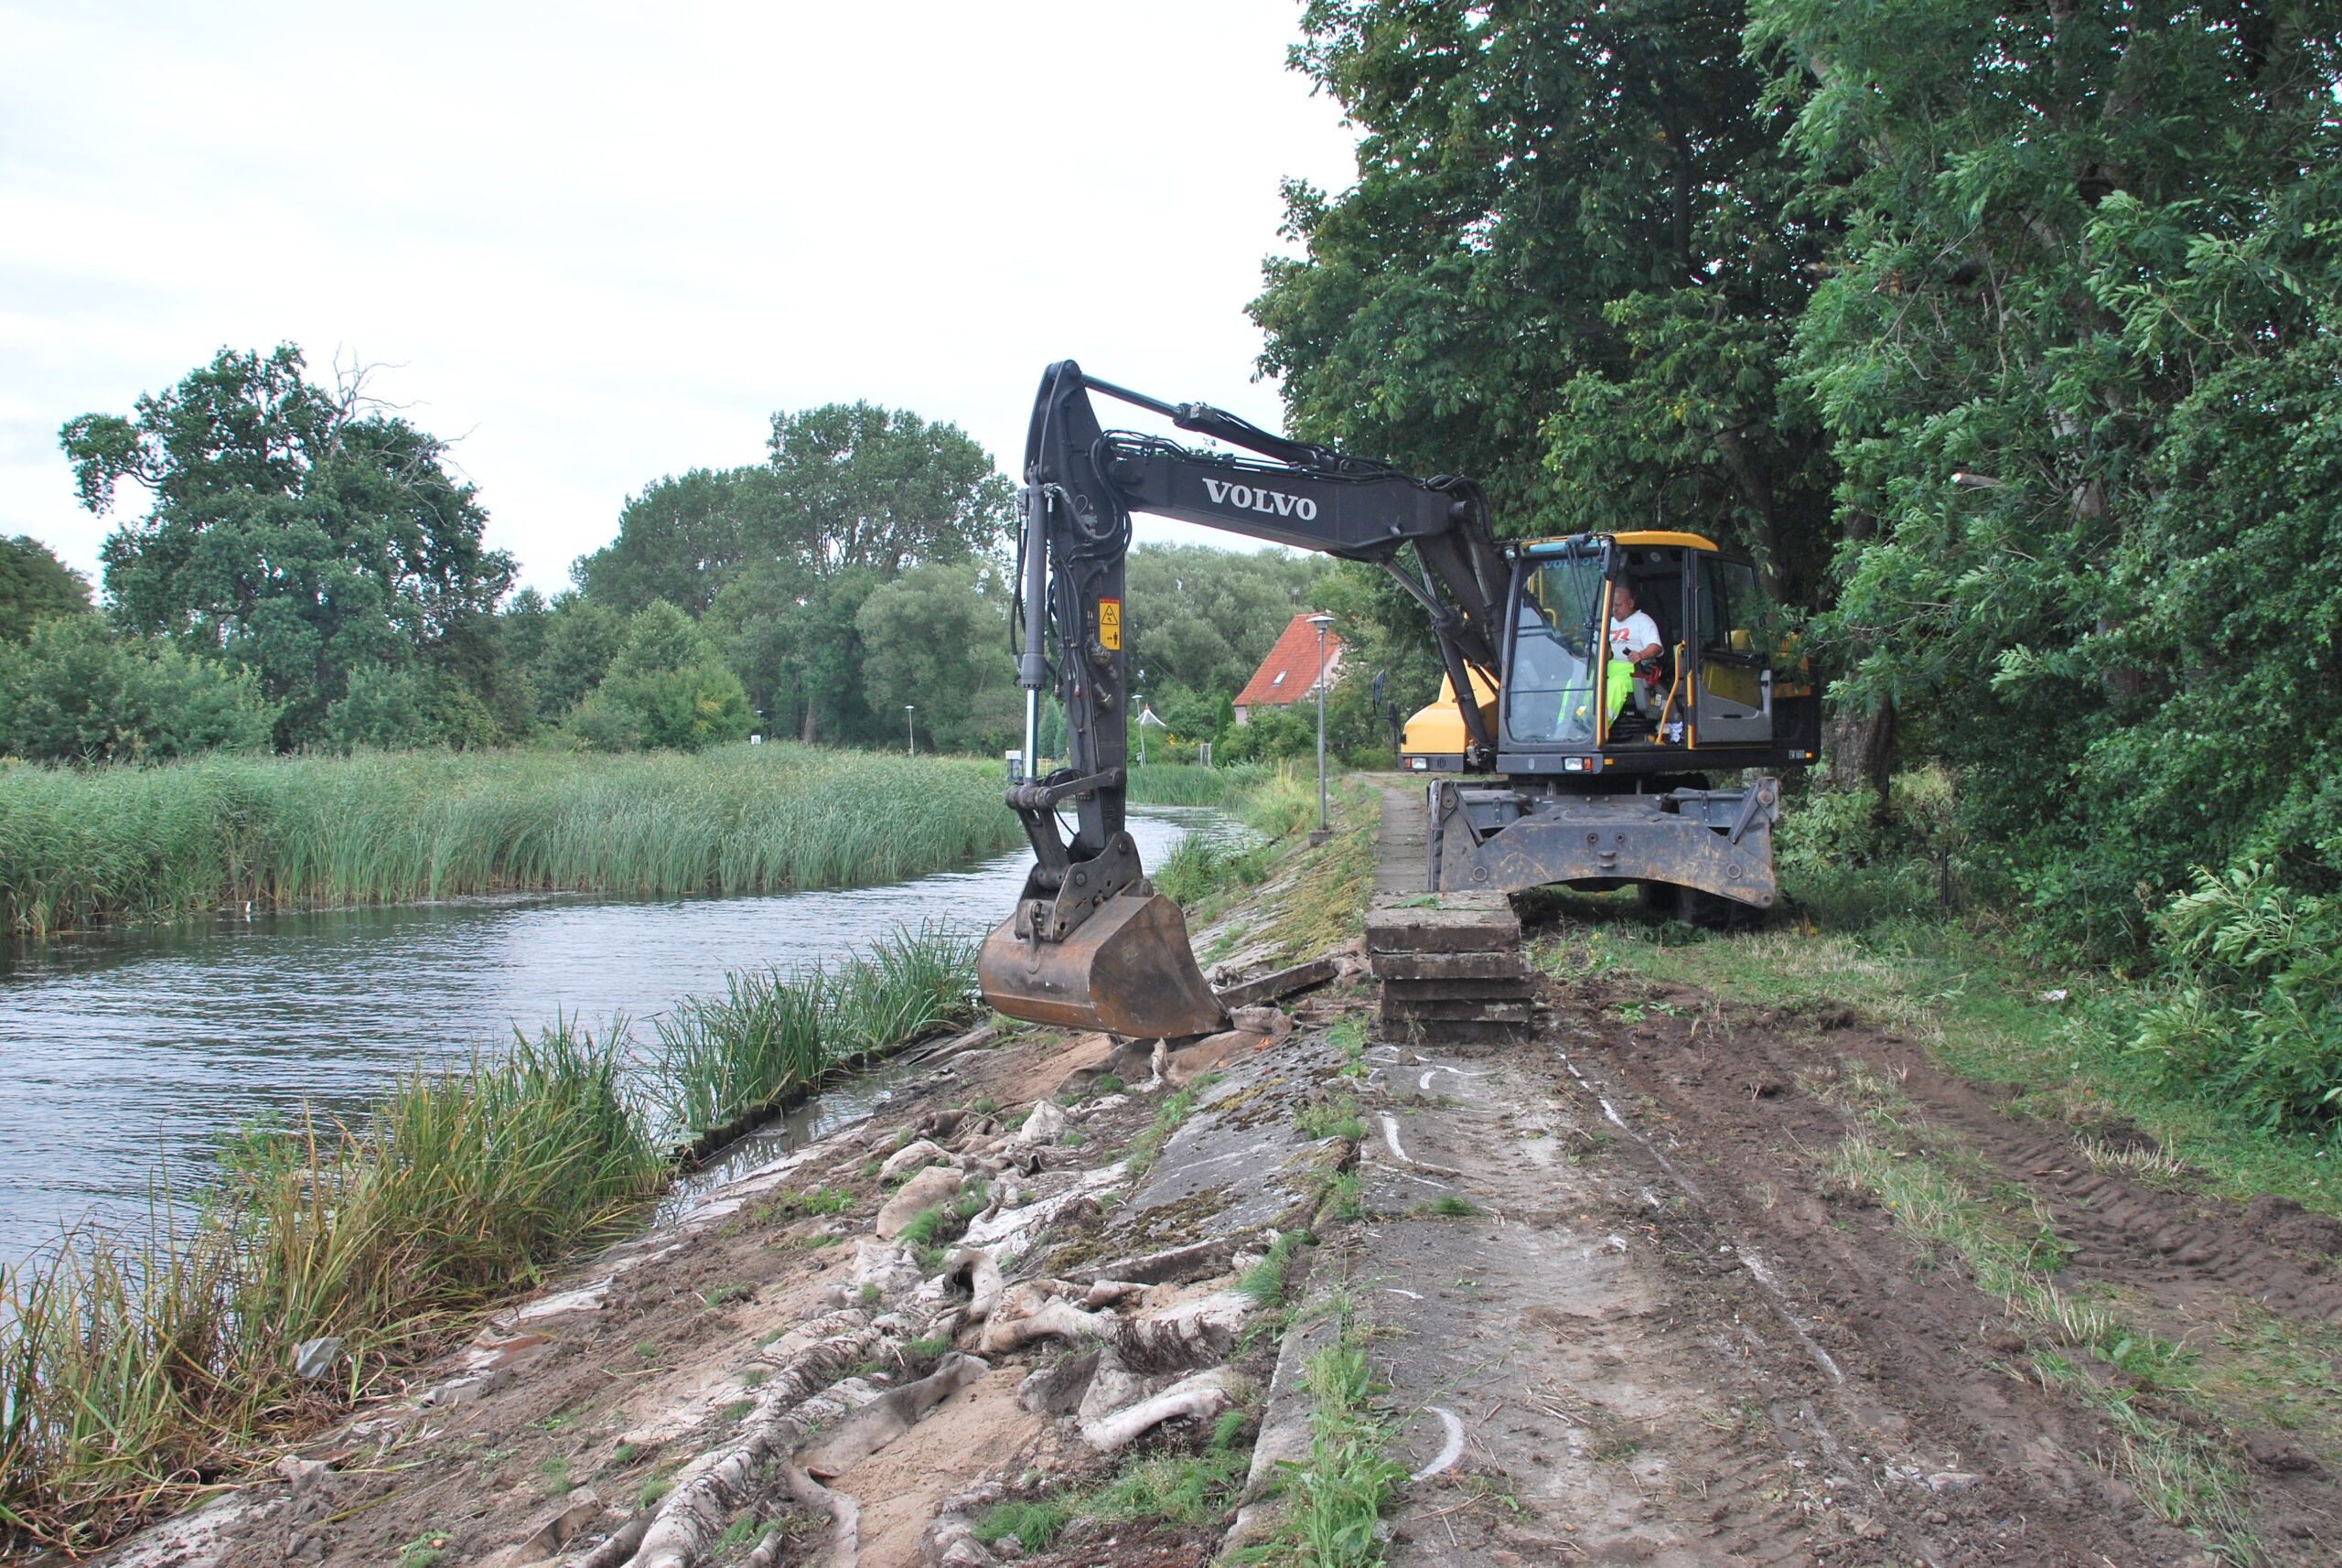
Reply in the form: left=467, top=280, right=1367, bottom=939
left=0, top=926, right=983, bottom=1553
left=0, top=1017, right=664, bottom=1552
left=658, top=925, right=979, bottom=1142
left=1123, top=762, right=1267, bottom=806
left=0, top=744, right=1022, bottom=935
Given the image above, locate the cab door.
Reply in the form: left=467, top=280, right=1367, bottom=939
left=1691, top=554, right=1772, bottom=745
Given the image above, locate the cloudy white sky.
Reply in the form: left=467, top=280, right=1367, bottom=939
left=0, top=1, right=1359, bottom=592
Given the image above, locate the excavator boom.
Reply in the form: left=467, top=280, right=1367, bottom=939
left=977, top=362, right=1509, bottom=1039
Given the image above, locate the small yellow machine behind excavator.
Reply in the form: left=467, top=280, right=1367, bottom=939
left=977, top=363, right=1818, bottom=1040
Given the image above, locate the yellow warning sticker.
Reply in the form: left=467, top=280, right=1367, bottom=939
left=1097, top=598, right=1123, bottom=650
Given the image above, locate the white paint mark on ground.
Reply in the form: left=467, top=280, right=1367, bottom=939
left=1411, top=1406, right=1466, bottom=1480
left=1380, top=1112, right=1415, bottom=1165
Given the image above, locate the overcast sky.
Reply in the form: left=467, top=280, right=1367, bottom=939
left=0, top=1, right=1360, bottom=592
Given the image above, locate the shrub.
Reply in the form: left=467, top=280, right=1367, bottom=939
left=327, top=665, right=502, bottom=750
left=0, top=618, right=277, bottom=763
left=2132, top=865, right=2342, bottom=1131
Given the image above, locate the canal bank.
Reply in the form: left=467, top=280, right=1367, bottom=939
left=79, top=775, right=2342, bottom=1567
left=0, top=811, right=1224, bottom=1269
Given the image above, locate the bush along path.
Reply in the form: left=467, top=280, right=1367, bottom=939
left=78, top=783, right=2342, bottom=1568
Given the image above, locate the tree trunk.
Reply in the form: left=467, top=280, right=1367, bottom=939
left=1823, top=700, right=1896, bottom=818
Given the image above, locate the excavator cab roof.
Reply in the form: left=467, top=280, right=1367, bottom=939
left=1517, top=530, right=1723, bottom=554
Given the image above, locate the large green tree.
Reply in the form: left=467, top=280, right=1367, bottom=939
left=854, top=560, right=1020, bottom=754
left=1753, top=0, right=2342, bottom=939
left=60, top=346, right=517, bottom=745
left=586, top=403, right=1016, bottom=744
left=1254, top=0, right=1839, bottom=603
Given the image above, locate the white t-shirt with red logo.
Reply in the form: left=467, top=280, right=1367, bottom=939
left=1607, top=610, right=1660, bottom=663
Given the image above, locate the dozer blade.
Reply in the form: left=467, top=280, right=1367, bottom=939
left=979, top=888, right=1229, bottom=1039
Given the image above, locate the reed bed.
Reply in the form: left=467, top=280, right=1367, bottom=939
left=1123, top=762, right=1265, bottom=806
left=656, top=925, right=980, bottom=1141
left=0, top=926, right=982, bottom=1552
left=0, top=745, right=1023, bottom=936
left=0, top=1017, right=663, bottom=1551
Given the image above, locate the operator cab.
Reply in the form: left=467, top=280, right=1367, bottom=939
left=1499, top=531, right=1817, bottom=779
left=1400, top=532, right=1816, bottom=779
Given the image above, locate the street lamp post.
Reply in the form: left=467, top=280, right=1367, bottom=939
left=1307, top=613, right=1334, bottom=843
left=905, top=705, right=916, bottom=757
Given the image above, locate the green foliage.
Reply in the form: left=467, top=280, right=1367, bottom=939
left=0, top=536, right=92, bottom=642
left=1747, top=0, right=2342, bottom=946
left=1285, top=1337, right=1406, bottom=1568
left=0, top=744, right=1022, bottom=937
left=972, top=1448, right=1250, bottom=1555
left=1123, top=761, right=1266, bottom=806
left=566, top=602, right=752, bottom=752
left=1256, top=0, right=1835, bottom=601
left=1214, top=702, right=1314, bottom=766
left=854, top=561, right=1020, bottom=754
left=618, top=403, right=1016, bottom=746
left=1155, top=831, right=1273, bottom=908
left=61, top=346, right=516, bottom=746
left=528, top=596, right=625, bottom=724
left=326, top=664, right=500, bottom=752
left=655, top=925, right=980, bottom=1139
left=2133, top=866, right=2342, bottom=1131
left=0, top=616, right=278, bottom=763
left=1236, top=1230, right=1306, bottom=1306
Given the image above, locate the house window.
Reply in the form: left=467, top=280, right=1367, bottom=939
left=1272, top=671, right=1286, bottom=685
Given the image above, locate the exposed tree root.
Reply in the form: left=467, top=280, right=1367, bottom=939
left=1078, top=1368, right=1236, bottom=1452
left=607, top=1323, right=884, bottom=1568
left=778, top=1462, right=856, bottom=1568
left=796, top=1353, right=988, bottom=1478
left=943, top=1249, right=1003, bottom=1324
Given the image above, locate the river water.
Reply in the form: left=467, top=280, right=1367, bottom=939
left=0, top=808, right=1219, bottom=1272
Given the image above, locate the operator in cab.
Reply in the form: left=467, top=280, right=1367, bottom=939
left=1608, top=579, right=1662, bottom=666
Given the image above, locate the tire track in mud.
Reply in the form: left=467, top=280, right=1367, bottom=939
left=1552, top=976, right=2342, bottom=1563
left=1830, top=1043, right=2342, bottom=1329
left=1350, top=1038, right=1849, bottom=1567
left=1343, top=1026, right=2194, bottom=1567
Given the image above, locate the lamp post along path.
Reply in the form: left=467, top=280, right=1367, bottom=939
left=1307, top=613, right=1333, bottom=845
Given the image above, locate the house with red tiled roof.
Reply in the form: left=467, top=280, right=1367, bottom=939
left=1232, top=612, right=1344, bottom=725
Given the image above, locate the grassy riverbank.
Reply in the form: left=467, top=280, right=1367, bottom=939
left=0, top=926, right=983, bottom=1552
left=0, top=748, right=1260, bottom=937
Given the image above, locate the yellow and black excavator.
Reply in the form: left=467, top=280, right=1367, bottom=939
left=977, top=362, right=1819, bottom=1040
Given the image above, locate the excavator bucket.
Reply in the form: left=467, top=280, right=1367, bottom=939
left=978, top=887, right=1229, bottom=1039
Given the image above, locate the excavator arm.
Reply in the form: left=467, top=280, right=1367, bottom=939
left=979, top=360, right=1510, bottom=1040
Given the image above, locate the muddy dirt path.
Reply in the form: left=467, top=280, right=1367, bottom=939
left=1344, top=785, right=2339, bottom=1567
